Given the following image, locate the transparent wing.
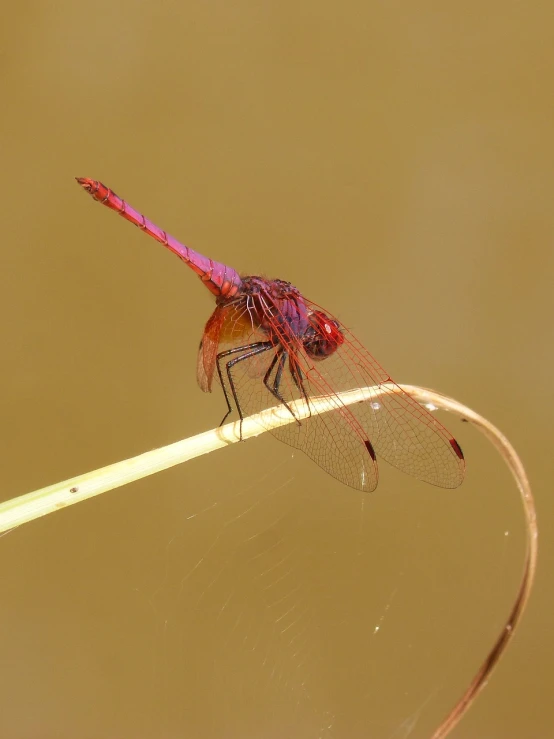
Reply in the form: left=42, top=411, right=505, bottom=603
left=299, top=299, right=466, bottom=489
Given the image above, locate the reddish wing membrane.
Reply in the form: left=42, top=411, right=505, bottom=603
left=197, top=300, right=269, bottom=392
left=196, top=308, right=226, bottom=392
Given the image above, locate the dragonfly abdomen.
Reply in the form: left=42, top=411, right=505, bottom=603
left=76, top=178, right=242, bottom=299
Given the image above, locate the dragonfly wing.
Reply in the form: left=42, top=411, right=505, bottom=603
left=267, top=368, right=380, bottom=492
left=303, top=300, right=465, bottom=489
left=197, top=307, right=226, bottom=392
left=197, top=301, right=265, bottom=392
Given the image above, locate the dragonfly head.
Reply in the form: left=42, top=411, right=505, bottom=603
left=304, top=310, right=344, bottom=360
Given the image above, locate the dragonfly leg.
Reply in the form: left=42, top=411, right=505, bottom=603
left=263, top=348, right=302, bottom=427
left=216, top=342, right=270, bottom=425
left=216, top=342, right=274, bottom=437
left=288, top=357, right=312, bottom=419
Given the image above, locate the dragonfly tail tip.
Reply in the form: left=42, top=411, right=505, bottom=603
left=75, top=177, right=93, bottom=191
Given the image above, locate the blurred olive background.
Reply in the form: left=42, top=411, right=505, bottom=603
left=0, top=2, right=552, bottom=738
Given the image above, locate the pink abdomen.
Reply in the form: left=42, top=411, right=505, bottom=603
left=76, top=178, right=243, bottom=299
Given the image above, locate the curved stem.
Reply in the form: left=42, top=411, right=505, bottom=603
left=0, top=384, right=537, bottom=738
left=401, top=386, right=537, bottom=739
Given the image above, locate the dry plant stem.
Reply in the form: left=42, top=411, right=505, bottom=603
left=404, top=385, right=537, bottom=739
left=0, top=385, right=536, bottom=739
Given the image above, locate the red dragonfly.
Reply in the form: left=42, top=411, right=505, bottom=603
left=76, top=178, right=464, bottom=492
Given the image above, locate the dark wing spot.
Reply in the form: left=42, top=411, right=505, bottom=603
left=364, top=439, right=377, bottom=461
left=450, top=438, right=464, bottom=460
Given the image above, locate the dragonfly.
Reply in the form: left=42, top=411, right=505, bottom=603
left=76, top=178, right=465, bottom=493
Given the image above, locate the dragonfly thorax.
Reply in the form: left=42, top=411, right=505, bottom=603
left=227, top=276, right=311, bottom=340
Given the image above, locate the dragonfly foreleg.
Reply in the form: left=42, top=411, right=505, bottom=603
left=288, top=357, right=313, bottom=419
left=263, top=348, right=302, bottom=427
